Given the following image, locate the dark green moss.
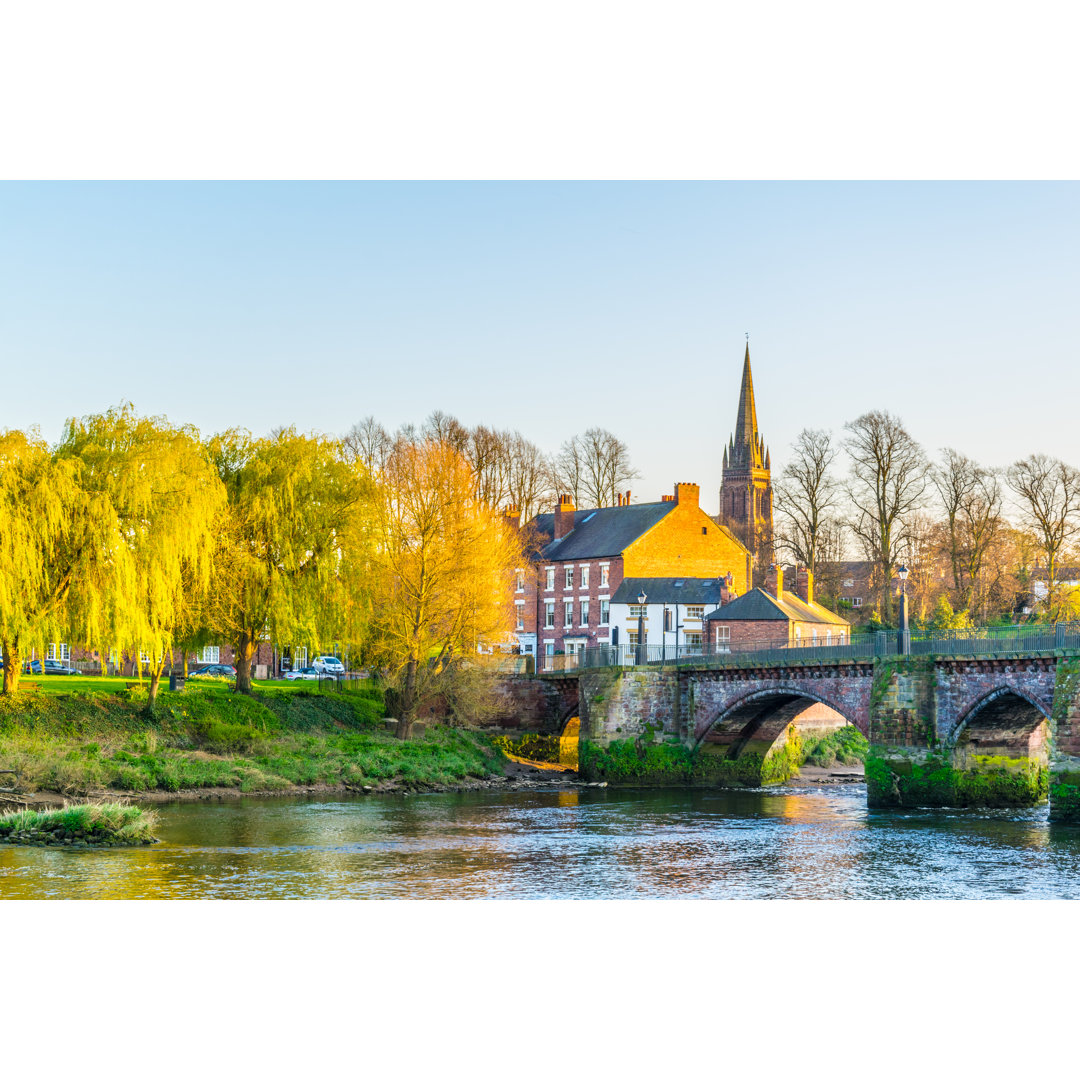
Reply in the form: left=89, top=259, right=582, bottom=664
left=867, top=752, right=1047, bottom=808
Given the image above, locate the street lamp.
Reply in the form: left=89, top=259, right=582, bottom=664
left=637, top=590, right=647, bottom=666
left=897, top=564, right=910, bottom=655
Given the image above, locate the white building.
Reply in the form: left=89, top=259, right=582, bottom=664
left=609, top=577, right=732, bottom=656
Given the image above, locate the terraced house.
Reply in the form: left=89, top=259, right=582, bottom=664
left=515, top=483, right=751, bottom=669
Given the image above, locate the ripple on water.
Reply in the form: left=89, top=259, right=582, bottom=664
left=3, top=786, right=1080, bottom=899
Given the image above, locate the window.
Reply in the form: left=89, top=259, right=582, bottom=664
left=201, top=645, right=220, bottom=664
left=139, top=651, right=151, bottom=664
left=825, top=630, right=832, bottom=645
left=580, top=600, right=589, bottom=626
left=852, top=597, right=863, bottom=608
left=685, top=632, right=702, bottom=650
left=515, top=571, right=525, bottom=592
left=686, top=605, right=704, bottom=620
left=515, top=602, right=525, bottom=631
left=627, top=631, right=639, bottom=647
left=545, top=602, right=555, bottom=628
left=629, top=604, right=647, bottom=618
left=811, top=628, right=818, bottom=644
left=295, top=647, right=308, bottom=669
left=47, top=643, right=70, bottom=661
left=715, top=626, right=730, bottom=643
left=600, top=599, right=610, bottom=625
left=844, top=578, right=854, bottom=588
left=545, top=569, right=555, bottom=591
left=580, top=566, right=589, bottom=589
left=794, top=628, right=801, bottom=643
left=565, top=567, right=574, bottom=589
left=701, top=526, right=708, bottom=535
left=838, top=633, right=845, bottom=645
left=564, top=601, right=573, bottom=627
left=664, top=608, right=673, bottom=632
left=600, top=564, right=609, bottom=587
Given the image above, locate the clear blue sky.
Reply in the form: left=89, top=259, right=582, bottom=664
left=1, top=181, right=1076, bottom=510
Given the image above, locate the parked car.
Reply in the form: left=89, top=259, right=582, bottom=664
left=189, top=664, right=237, bottom=678
left=284, top=666, right=321, bottom=681
left=311, top=655, right=344, bottom=676
left=23, top=659, right=42, bottom=674
left=42, top=659, right=79, bottom=675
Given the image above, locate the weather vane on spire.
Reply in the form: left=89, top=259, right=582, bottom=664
left=745, top=331, right=749, bottom=343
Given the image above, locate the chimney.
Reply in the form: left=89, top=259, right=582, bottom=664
left=765, top=563, right=784, bottom=602
left=794, top=565, right=814, bottom=606
left=503, top=504, right=520, bottom=531
left=554, top=494, right=576, bottom=539
left=625, top=490, right=631, bottom=504
left=673, top=482, right=699, bottom=507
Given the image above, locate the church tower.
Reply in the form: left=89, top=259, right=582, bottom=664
left=719, top=343, right=774, bottom=578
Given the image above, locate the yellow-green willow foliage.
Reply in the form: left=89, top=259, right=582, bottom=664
left=0, top=429, right=126, bottom=694
left=58, top=405, right=226, bottom=706
left=207, top=427, right=373, bottom=693
left=365, top=436, right=524, bottom=735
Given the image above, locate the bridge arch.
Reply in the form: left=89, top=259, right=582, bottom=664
left=952, top=686, right=1051, bottom=767
left=694, top=686, right=858, bottom=786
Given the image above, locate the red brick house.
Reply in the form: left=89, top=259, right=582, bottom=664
left=704, top=565, right=849, bottom=651
left=516, top=482, right=751, bottom=669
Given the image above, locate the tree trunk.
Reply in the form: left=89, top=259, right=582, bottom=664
left=235, top=632, right=256, bottom=694
left=183, top=652, right=189, bottom=678
left=1, top=640, right=19, bottom=695
left=395, top=655, right=418, bottom=739
left=148, top=655, right=165, bottom=709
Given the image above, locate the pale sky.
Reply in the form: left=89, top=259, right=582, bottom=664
left=1, top=181, right=1077, bottom=514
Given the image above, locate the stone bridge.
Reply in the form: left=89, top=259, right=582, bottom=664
left=498, top=653, right=1080, bottom=820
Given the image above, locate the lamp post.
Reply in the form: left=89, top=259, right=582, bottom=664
left=897, top=565, right=910, bottom=655
left=637, top=590, right=647, bottom=666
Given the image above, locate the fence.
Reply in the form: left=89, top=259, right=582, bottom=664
left=535, top=622, right=1080, bottom=673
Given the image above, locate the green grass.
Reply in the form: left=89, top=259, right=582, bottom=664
left=800, top=725, right=869, bottom=768
left=0, top=802, right=159, bottom=846
left=0, top=680, right=504, bottom=796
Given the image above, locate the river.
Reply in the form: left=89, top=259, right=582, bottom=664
left=3, top=784, right=1080, bottom=899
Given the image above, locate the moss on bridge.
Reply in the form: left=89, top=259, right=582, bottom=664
left=578, top=729, right=802, bottom=788
left=866, top=752, right=1048, bottom=809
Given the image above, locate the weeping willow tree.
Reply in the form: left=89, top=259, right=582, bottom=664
left=207, top=427, right=373, bottom=694
left=366, top=435, right=524, bottom=737
left=57, top=405, right=226, bottom=707
left=0, top=429, right=126, bottom=694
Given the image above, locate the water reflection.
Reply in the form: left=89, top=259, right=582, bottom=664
left=3, top=786, right=1080, bottom=899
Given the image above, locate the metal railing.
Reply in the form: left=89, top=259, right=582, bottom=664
left=535, top=622, right=1080, bottom=673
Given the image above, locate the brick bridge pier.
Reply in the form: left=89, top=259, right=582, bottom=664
left=503, top=653, right=1080, bottom=820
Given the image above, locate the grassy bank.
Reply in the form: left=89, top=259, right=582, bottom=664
left=0, top=803, right=159, bottom=846
left=0, top=681, right=504, bottom=796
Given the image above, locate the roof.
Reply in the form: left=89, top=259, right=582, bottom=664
left=530, top=502, right=678, bottom=561
left=704, top=587, right=849, bottom=626
left=611, top=577, right=728, bottom=606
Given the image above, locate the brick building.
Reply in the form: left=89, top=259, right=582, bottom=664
left=516, top=482, right=751, bottom=669
left=704, top=564, right=849, bottom=650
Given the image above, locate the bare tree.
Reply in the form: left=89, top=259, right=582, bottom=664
left=421, top=410, right=469, bottom=454
left=552, top=428, right=638, bottom=508
left=506, top=433, right=553, bottom=522
left=845, top=410, right=928, bottom=622
left=774, top=428, right=840, bottom=575
left=342, top=416, right=392, bottom=474
left=933, top=449, right=1003, bottom=610
left=1006, top=454, right=1080, bottom=620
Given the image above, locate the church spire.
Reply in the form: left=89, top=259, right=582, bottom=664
left=733, top=343, right=762, bottom=467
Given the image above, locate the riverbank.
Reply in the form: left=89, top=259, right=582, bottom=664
left=0, top=681, right=518, bottom=804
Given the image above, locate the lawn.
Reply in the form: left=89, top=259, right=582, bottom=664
left=0, top=677, right=505, bottom=796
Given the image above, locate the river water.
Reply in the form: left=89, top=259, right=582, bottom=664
left=3, top=784, right=1080, bottom=899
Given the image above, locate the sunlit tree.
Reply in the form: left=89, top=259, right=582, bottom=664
left=58, top=405, right=225, bottom=706
left=0, top=429, right=125, bottom=694
left=366, top=436, right=523, bottom=736
left=207, top=427, right=372, bottom=693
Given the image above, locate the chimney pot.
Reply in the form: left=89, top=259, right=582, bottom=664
left=554, top=494, right=576, bottom=539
